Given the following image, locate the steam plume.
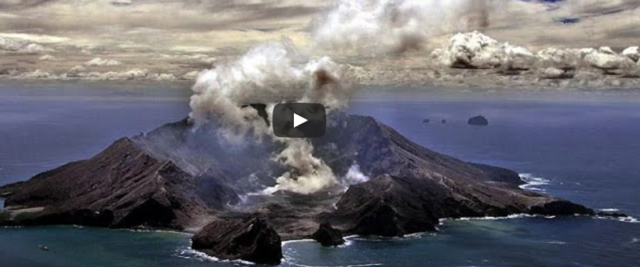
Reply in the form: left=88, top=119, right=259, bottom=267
left=189, top=39, right=356, bottom=194
left=190, top=0, right=491, bottom=194
left=268, top=138, right=337, bottom=194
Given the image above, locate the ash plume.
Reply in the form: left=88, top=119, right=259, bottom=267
left=188, top=0, right=493, bottom=195
left=267, top=138, right=337, bottom=194
left=189, top=39, right=356, bottom=194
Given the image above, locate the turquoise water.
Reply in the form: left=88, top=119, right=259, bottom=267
left=1, top=218, right=637, bottom=267
left=284, top=218, right=639, bottom=267
left=0, top=227, right=195, bottom=267
left=1, top=84, right=639, bottom=267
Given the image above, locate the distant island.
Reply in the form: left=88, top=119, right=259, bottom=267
left=468, top=115, right=489, bottom=126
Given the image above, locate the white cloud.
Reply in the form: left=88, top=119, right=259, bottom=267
left=0, top=36, right=46, bottom=54
left=39, top=54, right=57, bottom=61
left=84, top=57, right=122, bottom=66
left=431, top=31, right=535, bottom=70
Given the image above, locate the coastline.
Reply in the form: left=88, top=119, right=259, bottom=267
left=2, top=216, right=636, bottom=267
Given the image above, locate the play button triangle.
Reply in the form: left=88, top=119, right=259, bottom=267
left=293, top=113, right=308, bottom=128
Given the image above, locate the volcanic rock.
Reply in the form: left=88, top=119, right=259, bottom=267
left=529, top=200, right=594, bottom=216
left=310, top=223, right=345, bottom=247
left=468, top=115, right=489, bottom=126
left=0, top=136, right=231, bottom=230
left=192, top=217, right=282, bottom=265
left=326, top=174, right=439, bottom=237
left=0, top=114, right=602, bottom=238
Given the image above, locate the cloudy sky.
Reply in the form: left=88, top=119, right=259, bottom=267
left=2, top=0, right=638, bottom=51
left=1, top=0, right=639, bottom=86
left=0, top=0, right=329, bottom=53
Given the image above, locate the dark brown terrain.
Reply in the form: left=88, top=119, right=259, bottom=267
left=191, top=217, right=282, bottom=265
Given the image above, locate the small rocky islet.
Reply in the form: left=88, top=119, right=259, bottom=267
left=468, top=115, right=489, bottom=126
left=191, top=217, right=282, bottom=265
left=0, top=112, right=616, bottom=265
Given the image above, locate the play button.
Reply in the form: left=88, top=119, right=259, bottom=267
left=273, top=103, right=326, bottom=138
left=293, top=113, right=308, bottom=128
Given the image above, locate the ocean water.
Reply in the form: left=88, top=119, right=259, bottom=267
left=0, top=83, right=639, bottom=267
left=0, top=81, right=191, bottom=184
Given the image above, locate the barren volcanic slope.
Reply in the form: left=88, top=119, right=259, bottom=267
left=0, top=113, right=595, bottom=238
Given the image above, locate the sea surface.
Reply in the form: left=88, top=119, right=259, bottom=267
left=0, top=82, right=639, bottom=267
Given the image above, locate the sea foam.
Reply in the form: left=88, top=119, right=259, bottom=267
left=598, top=208, right=620, bottom=212
left=518, top=173, right=551, bottom=192
left=176, top=247, right=256, bottom=265
left=282, top=239, right=315, bottom=246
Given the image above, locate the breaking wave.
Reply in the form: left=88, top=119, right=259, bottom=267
left=598, top=208, right=620, bottom=212
left=441, top=213, right=639, bottom=224
left=595, top=208, right=639, bottom=223
left=175, top=247, right=256, bottom=265
left=282, top=239, right=316, bottom=246
left=595, top=215, right=639, bottom=224
left=443, top=214, right=540, bottom=222
left=518, top=173, right=551, bottom=192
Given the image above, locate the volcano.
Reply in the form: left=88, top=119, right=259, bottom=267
left=0, top=113, right=595, bottom=239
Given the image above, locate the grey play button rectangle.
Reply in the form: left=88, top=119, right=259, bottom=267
left=273, top=103, right=326, bottom=138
